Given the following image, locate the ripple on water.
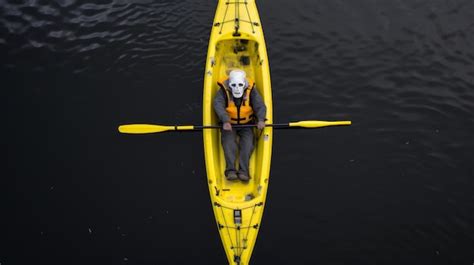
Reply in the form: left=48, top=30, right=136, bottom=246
left=2, top=0, right=213, bottom=78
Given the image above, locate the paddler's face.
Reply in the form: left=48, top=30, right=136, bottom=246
left=228, top=69, right=247, bottom=98
left=230, top=80, right=245, bottom=98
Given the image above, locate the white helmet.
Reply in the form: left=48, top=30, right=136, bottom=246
left=228, top=70, right=247, bottom=98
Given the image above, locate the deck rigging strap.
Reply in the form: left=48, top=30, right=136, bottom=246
left=214, top=202, right=263, bottom=261
left=219, top=206, right=235, bottom=249
left=217, top=1, right=258, bottom=35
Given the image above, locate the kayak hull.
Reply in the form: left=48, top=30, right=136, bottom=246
left=203, top=0, right=273, bottom=264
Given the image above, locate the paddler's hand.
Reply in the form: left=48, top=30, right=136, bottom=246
left=257, top=121, right=265, bottom=130
left=223, top=122, right=232, bottom=131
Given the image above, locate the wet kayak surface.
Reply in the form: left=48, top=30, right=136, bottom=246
left=3, top=0, right=474, bottom=264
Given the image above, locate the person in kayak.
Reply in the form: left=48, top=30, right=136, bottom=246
left=213, top=69, right=266, bottom=181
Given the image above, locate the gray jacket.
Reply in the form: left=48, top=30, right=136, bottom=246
left=213, top=80, right=267, bottom=123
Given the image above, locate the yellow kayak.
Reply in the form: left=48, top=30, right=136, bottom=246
left=203, top=0, right=273, bottom=264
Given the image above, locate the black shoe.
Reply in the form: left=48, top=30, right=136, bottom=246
left=238, top=172, right=250, bottom=181
left=226, top=171, right=238, bottom=181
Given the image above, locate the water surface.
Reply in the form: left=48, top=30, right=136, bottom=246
left=3, top=0, right=474, bottom=264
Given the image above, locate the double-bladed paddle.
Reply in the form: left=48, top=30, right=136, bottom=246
left=118, top=120, right=351, bottom=134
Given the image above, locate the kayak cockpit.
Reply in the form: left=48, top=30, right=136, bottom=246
left=206, top=38, right=268, bottom=204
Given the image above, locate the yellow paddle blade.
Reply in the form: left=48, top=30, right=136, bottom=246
left=289, top=120, right=352, bottom=128
left=118, top=124, right=196, bottom=134
left=118, top=124, right=175, bottom=134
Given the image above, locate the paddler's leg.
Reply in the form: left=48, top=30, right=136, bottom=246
left=237, top=127, right=254, bottom=181
left=221, top=129, right=238, bottom=180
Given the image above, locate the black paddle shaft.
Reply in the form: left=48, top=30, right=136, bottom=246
left=194, top=123, right=290, bottom=130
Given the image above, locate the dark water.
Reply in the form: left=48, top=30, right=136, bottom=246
left=3, top=0, right=474, bottom=264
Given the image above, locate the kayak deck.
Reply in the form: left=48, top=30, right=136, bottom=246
left=203, top=1, right=272, bottom=264
left=213, top=39, right=264, bottom=203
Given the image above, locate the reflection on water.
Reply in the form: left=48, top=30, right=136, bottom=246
left=4, top=0, right=474, bottom=264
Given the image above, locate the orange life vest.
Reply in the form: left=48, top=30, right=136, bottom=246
left=217, top=78, right=255, bottom=124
